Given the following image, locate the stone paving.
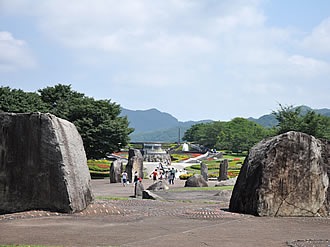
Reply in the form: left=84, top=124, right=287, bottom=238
left=0, top=179, right=329, bottom=247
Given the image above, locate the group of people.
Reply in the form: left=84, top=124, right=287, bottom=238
left=121, top=171, right=141, bottom=187
left=121, top=165, right=177, bottom=187
left=150, top=167, right=176, bottom=185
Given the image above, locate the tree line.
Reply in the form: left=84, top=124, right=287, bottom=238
left=0, top=84, right=133, bottom=159
left=183, top=104, right=330, bottom=152
left=1, top=84, right=329, bottom=157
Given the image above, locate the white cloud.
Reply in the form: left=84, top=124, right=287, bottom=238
left=1, top=0, right=329, bottom=121
left=213, top=4, right=265, bottom=33
left=288, top=55, right=330, bottom=77
left=302, top=17, right=330, bottom=54
left=0, top=31, right=36, bottom=72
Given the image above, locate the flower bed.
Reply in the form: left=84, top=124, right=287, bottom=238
left=88, top=160, right=111, bottom=178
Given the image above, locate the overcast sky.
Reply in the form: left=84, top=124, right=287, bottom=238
left=1, top=0, right=329, bottom=121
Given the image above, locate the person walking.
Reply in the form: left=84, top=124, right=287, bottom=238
left=150, top=169, right=158, bottom=183
left=169, top=167, right=176, bottom=185
left=121, top=171, right=128, bottom=187
left=133, top=171, right=139, bottom=185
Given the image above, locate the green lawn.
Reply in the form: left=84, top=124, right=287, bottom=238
left=184, top=153, right=245, bottom=179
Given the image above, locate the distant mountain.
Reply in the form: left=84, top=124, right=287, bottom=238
left=120, top=106, right=330, bottom=142
left=128, top=126, right=192, bottom=143
left=248, top=106, right=330, bottom=128
left=248, top=114, right=278, bottom=128
left=120, top=108, right=211, bottom=142
left=121, top=108, right=180, bottom=132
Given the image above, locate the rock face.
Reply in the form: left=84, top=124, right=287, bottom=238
left=109, top=159, right=123, bottom=183
left=215, top=177, right=237, bottom=187
left=0, top=113, right=94, bottom=214
left=126, top=149, right=143, bottom=183
left=146, top=180, right=169, bottom=191
left=185, top=174, right=208, bottom=187
left=143, top=153, right=171, bottom=164
left=229, top=131, right=329, bottom=217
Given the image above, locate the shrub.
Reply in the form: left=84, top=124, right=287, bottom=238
left=90, top=171, right=109, bottom=179
left=179, top=173, right=194, bottom=180
left=189, top=164, right=201, bottom=170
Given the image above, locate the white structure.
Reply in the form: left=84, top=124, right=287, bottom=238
left=182, top=143, right=189, bottom=152
left=143, top=143, right=166, bottom=154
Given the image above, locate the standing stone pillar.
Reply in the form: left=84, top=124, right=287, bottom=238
left=200, top=162, right=208, bottom=181
left=126, top=149, right=143, bottom=183
left=218, top=159, right=229, bottom=181
left=109, top=159, right=123, bottom=183
left=134, top=179, right=144, bottom=198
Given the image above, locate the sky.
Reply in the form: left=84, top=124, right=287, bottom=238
left=1, top=0, right=329, bottom=121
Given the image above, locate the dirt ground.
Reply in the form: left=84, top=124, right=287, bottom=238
left=0, top=178, right=329, bottom=247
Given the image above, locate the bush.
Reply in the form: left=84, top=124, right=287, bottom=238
left=179, top=173, right=194, bottom=180
left=189, top=164, right=201, bottom=170
left=90, top=171, right=109, bottom=179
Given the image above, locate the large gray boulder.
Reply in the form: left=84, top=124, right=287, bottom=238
left=184, top=174, right=208, bottom=187
left=229, top=131, right=329, bottom=217
left=0, top=113, right=94, bottom=214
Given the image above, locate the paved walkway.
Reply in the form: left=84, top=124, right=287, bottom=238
left=0, top=179, right=329, bottom=247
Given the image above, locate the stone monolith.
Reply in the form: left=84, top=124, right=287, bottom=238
left=109, top=159, right=123, bottom=183
left=0, top=113, right=94, bottom=214
left=126, top=149, right=143, bottom=183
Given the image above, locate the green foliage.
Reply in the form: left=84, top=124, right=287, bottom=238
left=183, top=154, right=245, bottom=179
left=179, top=173, right=194, bottom=180
left=0, top=84, right=134, bottom=159
left=0, top=86, right=48, bottom=113
left=183, top=118, right=273, bottom=152
left=39, top=84, right=134, bottom=158
left=89, top=171, right=109, bottom=178
left=273, top=104, right=330, bottom=139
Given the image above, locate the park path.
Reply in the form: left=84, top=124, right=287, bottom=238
left=0, top=179, right=329, bottom=247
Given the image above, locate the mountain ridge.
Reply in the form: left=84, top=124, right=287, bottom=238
left=120, top=106, right=330, bottom=142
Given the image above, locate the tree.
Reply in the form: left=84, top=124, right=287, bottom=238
left=183, top=118, right=272, bottom=152
left=39, top=84, right=133, bottom=159
left=272, top=104, right=302, bottom=134
left=1, top=84, right=133, bottom=159
left=217, top=118, right=272, bottom=152
left=0, top=86, right=48, bottom=113
left=272, top=104, right=330, bottom=139
left=38, top=84, right=85, bottom=119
